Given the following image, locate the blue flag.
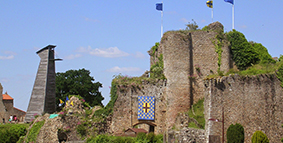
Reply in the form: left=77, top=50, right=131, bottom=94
left=138, top=96, right=155, bottom=120
left=156, top=3, right=163, bottom=11
left=224, top=0, right=233, bottom=4
left=66, top=96, right=69, bottom=102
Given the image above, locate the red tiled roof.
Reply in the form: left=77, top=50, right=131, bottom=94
left=13, top=107, right=26, bottom=113
left=125, top=128, right=147, bottom=133
left=2, top=93, right=13, bottom=100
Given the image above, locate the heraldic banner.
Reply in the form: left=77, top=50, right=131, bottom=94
left=138, top=96, right=155, bottom=120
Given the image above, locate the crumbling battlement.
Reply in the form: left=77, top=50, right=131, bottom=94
left=204, top=74, right=283, bottom=143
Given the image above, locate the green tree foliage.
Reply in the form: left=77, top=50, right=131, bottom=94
left=279, top=55, right=283, bottom=62
left=186, top=19, right=199, bottom=31
left=0, top=124, right=28, bottom=143
left=226, top=30, right=260, bottom=70
left=227, top=123, right=244, bottom=143
left=250, top=42, right=276, bottom=64
left=277, top=63, right=283, bottom=88
left=56, top=68, right=104, bottom=107
left=251, top=131, right=269, bottom=143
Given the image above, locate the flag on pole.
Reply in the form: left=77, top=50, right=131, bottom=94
left=59, top=99, right=64, bottom=104
left=156, top=3, right=163, bottom=11
left=224, top=0, right=233, bottom=4
left=65, top=96, right=69, bottom=106
left=59, top=99, right=64, bottom=106
left=206, top=1, right=213, bottom=8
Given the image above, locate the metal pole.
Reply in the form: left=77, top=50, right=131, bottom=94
left=232, top=4, right=234, bottom=29
left=222, top=106, right=224, bottom=143
left=161, top=1, right=163, bottom=38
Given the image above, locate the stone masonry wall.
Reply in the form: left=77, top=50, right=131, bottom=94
left=110, top=80, right=167, bottom=134
left=0, top=83, right=8, bottom=123
left=204, top=74, right=283, bottom=143
left=160, top=22, right=232, bottom=129
left=167, top=128, right=206, bottom=143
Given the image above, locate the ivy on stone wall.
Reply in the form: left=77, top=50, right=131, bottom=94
left=150, top=54, right=165, bottom=79
left=212, top=31, right=224, bottom=75
left=149, top=43, right=166, bottom=79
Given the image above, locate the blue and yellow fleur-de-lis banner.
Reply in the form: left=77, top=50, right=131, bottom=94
left=138, top=96, right=155, bottom=120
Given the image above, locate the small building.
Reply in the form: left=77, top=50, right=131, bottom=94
left=1, top=90, right=26, bottom=123
left=124, top=128, right=148, bottom=136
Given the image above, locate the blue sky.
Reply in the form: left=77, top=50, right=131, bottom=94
left=0, top=1, right=282, bottom=111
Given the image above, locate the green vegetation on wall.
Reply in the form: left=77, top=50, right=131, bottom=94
left=227, top=123, right=245, bottom=143
left=250, top=42, right=276, bottom=64
left=212, top=30, right=224, bottom=75
left=150, top=42, right=166, bottom=79
left=26, top=120, right=45, bottom=143
left=187, top=98, right=205, bottom=129
left=94, top=78, right=118, bottom=118
left=276, top=62, right=283, bottom=88
left=226, top=30, right=260, bottom=71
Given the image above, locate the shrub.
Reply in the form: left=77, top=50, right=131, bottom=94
left=226, top=123, right=244, bottom=143
left=251, top=131, right=269, bottom=143
left=226, top=30, right=260, bottom=70
left=0, top=124, right=28, bottom=143
left=250, top=42, right=276, bottom=64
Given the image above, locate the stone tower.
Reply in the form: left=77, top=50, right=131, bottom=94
left=25, top=45, right=61, bottom=122
left=0, top=83, right=8, bottom=123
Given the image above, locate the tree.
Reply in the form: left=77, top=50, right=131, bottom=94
left=251, top=131, right=269, bottom=143
left=250, top=42, right=276, bottom=64
left=226, top=30, right=260, bottom=70
left=227, top=123, right=245, bottom=143
left=56, top=68, right=104, bottom=108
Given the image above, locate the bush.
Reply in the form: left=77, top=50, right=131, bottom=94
left=250, top=42, right=275, bottom=64
left=227, top=123, right=244, bottom=143
left=226, top=30, right=260, bottom=70
left=251, top=131, right=269, bottom=143
left=0, top=124, right=28, bottom=143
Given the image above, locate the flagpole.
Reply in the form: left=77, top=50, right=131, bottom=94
left=161, top=1, right=163, bottom=38
left=232, top=4, right=234, bottom=29
left=212, top=6, right=213, bottom=22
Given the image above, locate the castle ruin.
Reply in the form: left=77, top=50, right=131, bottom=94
left=110, top=22, right=283, bottom=142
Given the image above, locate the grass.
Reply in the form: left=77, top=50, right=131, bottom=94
left=187, top=98, right=205, bottom=129
left=25, top=120, right=45, bottom=143
left=206, top=62, right=282, bottom=79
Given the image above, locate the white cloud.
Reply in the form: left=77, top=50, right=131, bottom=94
left=84, top=17, right=99, bottom=23
left=134, top=52, right=145, bottom=58
left=0, top=55, right=14, bottom=60
left=78, top=46, right=129, bottom=58
left=0, top=51, right=16, bottom=60
left=106, top=66, right=141, bottom=73
left=181, top=18, right=189, bottom=23
left=64, top=54, right=82, bottom=60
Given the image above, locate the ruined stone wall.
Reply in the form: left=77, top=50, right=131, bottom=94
left=167, top=128, right=206, bottom=143
left=160, top=23, right=232, bottom=129
left=204, top=74, right=283, bottom=143
left=110, top=80, right=167, bottom=134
